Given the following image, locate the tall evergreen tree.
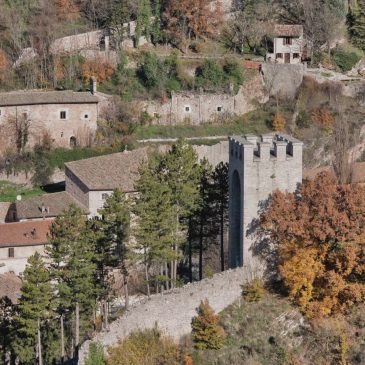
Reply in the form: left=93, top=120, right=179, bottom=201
left=135, top=0, right=152, bottom=45
left=98, top=190, right=131, bottom=309
left=47, top=205, right=97, bottom=357
left=160, top=139, right=201, bottom=286
left=348, top=0, right=365, bottom=50
left=133, top=154, right=175, bottom=295
left=12, top=253, right=54, bottom=365
left=211, top=162, right=229, bottom=272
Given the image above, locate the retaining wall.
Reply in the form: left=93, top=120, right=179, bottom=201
left=78, top=266, right=248, bottom=364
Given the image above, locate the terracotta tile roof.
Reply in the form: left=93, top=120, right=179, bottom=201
left=274, top=24, right=303, bottom=38
left=0, top=221, right=51, bottom=247
left=16, top=191, right=89, bottom=220
left=0, top=90, right=98, bottom=107
left=65, top=148, right=149, bottom=191
left=0, top=273, right=22, bottom=303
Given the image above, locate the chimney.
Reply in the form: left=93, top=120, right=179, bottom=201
left=90, top=76, right=97, bottom=95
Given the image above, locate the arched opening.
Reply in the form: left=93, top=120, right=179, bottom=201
left=230, top=170, right=242, bottom=268
left=70, top=136, right=77, bottom=148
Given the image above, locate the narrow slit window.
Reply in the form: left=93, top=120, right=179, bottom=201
left=8, top=247, right=14, bottom=258
left=60, top=111, right=67, bottom=119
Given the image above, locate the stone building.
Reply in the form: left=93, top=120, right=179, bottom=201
left=144, top=74, right=268, bottom=125
left=228, top=134, right=303, bottom=267
left=65, top=148, right=149, bottom=216
left=0, top=220, right=50, bottom=275
left=0, top=88, right=99, bottom=150
left=266, top=25, right=304, bottom=64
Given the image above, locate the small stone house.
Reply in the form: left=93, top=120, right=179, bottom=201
left=0, top=89, right=99, bottom=150
left=266, top=24, right=304, bottom=64
left=65, top=148, right=149, bottom=216
left=0, top=220, right=51, bottom=275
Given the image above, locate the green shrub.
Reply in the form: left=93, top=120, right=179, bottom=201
left=296, top=110, right=310, bottom=129
left=85, top=342, right=105, bottom=365
left=241, top=278, right=266, bottom=302
left=331, top=47, right=362, bottom=72
left=196, top=59, right=224, bottom=88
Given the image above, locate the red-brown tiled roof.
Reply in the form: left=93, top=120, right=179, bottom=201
left=274, top=24, right=303, bottom=37
left=0, top=221, right=51, bottom=247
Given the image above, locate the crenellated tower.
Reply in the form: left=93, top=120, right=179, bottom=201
left=228, top=134, right=303, bottom=268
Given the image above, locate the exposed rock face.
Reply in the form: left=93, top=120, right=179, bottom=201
left=78, top=267, right=249, bottom=364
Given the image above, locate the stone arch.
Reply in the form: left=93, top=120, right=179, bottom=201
left=230, top=170, right=242, bottom=268
left=70, top=136, right=77, bottom=148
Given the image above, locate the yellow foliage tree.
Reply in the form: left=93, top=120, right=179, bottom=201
left=272, top=112, right=286, bottom=132
left=311, top=108, right=334, bottom=129
left=82, top=58, right=115, bottom=85
left=191, top=299, right=226, bottom=350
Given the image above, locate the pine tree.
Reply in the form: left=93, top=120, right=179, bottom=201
left=133, top=154, right=175, bottom=295
left=47, top=205, right=97, bottom=357
left=160, top=139, right=201, bottom=286
left=191, top=299, right=226, bottom=350
left=135, top=0, right=152, bottom=46
left=98, top=190, right=131, bottom=309
left=348, top=0, right=365, bottom=50
left=211, top=162, right=229, bottom=272
left=13, top=253, right=54, bottom=365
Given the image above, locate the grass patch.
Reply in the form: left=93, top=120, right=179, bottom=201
left=47, top=146, right=120, bottom=170
left=0, top=181, right=45, bottom=202
left=135, top=109, right=272, bottom=139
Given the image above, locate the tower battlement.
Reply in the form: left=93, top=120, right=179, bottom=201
left=229, top=134, right=303, bottom=163
left=228, top=134, right=303, bottom=268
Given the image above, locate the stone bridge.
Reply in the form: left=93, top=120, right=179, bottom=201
left=78, top=267, right=247, bottom=364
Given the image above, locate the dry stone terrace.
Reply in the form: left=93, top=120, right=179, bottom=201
left=78, top=266, right=248, bottom=364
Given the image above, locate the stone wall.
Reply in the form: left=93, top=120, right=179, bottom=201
left=144, top=74, right=268, bottom=125
left=261, top=63, right=305, bottom=99
left=194, top=141, right=229, bottom=166
left=65, top=168, right=90, bottom=209
left=78, top=266, right=249, bottom=364
left=0, top=102, right=98, bottom=151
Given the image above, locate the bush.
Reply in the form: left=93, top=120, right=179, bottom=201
left=85, top=342, right=105, bottom=365
left=272, top=112, right=286, bottom=132
left=331, top=47, right=362, bottom=72
left=242, top=278, right=266, bottom=302
left=191, top=299, right=226, bottom=350
left=196, top=60, right=224, bottom=89
left=107, top=328, right=180, bottom=365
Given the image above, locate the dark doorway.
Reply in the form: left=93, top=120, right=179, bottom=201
left=230, top=170, right=242, bottom=268
left=285, top=53, right=290, bottom=64
left=70, top=136, right=77, bottom=148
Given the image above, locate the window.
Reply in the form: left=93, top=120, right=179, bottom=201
left=22, top=112, right=28, bottom=120
left=8, top=248, right=14, bottom=258
left=60, top=111, right=67, bottom=119
left=0, top=109, right=2, bottom=116
left=283, top=37, right=292, bottom=45
left=185, top=106, right=191, bottom=112
left=102, top=193, right=109, bottom=200
left=84, top=114, right=89, bottom=119
left=276, top=53, right=283, bottom=59
left=217, top=106, right=223, bottom=112
left=293, top=53, right=300, bottom=59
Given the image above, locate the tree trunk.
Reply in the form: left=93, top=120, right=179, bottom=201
left=199, top=216, right=204, bottom=281
left=104, top=300, right=109, bottom=331
left=37, top=318, right=43, bottom=365
left=220, top=207, right=225, bottom=272
left=60, top=314, right=65, bottom=363
left=170, top=259, right=174, bottom=289
left=124, top=276, right=129, bottom=310
left=75, top=302, right=80, bottom=353
left=165, top=262, right=169, bottom=290
left=188, top=219, right=193, bottom=282
left=145, top=262, right=150, bottom=297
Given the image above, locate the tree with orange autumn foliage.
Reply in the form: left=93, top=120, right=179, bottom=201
left=311, top=108, right=335, bottom=129
left=260, top=171, right=365, bottom=318
left=272, top=112, right=286, bottom=132
left=163, top=0, right=223, bottom=48
left=0, top=49, right=10, bottom=83
left=81, top=58, right=115, bottom=84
